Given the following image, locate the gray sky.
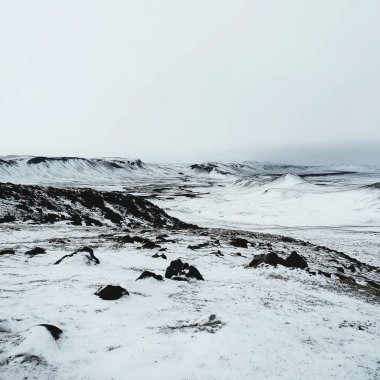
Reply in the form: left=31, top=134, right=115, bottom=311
left=0, top=0, right=379, bottom=163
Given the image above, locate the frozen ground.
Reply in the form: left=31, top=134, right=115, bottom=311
left=0, top=157, right=379, bottom=379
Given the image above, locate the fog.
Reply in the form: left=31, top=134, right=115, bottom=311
left=0, top=0, right=379, bottom=163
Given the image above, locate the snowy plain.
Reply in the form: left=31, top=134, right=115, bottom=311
left=0, top=157, right=379, bottom=380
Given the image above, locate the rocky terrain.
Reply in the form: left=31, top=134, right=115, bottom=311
left=0, top=156, right=379, bottom=379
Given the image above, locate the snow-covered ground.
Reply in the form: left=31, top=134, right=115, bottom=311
left=0, top=157, right=379, bottom=379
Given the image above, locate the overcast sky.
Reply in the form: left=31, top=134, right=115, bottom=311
left=0, top=0, right=379, bottom=163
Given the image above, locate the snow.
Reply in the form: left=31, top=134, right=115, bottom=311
left=1, top=226, right=379, bottom=379
left=1, top=157, right=380, bottom=379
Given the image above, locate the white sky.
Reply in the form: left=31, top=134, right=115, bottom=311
left=0, top=0, right=379, bottom=163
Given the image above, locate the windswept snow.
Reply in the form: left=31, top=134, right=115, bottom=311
left=0, top=157, right=379, bottom=379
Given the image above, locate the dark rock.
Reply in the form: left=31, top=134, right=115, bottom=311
left=136, top=271, right=163, bottom=281
left=156, top=234, right=168, bottom=240
left=152, top=253, right=167, bottom=259
left=284, top=251, right=308, bottom=269
left=318, top=270, right=331, bottom=278
left=336, top=267, right=345, bottom=273
left=142, top=241, right=161, bottom=249
left=348, top=264, right=356, bottom=272
left=248, top=254, right=266, bottom=268
left=187, top=265, right=204, bottom=280
left=95, top=285, right=129, bottom=300
left=38, top=324, right=63, bottom=340
left=249, top=252, right=285, bottom=268
left=230, top=238, right=249, bottom=248
left=44, top=213, right=61, bottom=223
left=264, top=252, right=286, bottom=266
left=121, top=235, right=147, bottom=244
left=211, top=250, right=224, bottom=257
left=188, top=242, right=209, bottom=250
left=54, top=246, right=100, bottom=265
left=336, top=273, right=356, bottom=285
left=0, top=249, right=15, bottom=255
left=159, top=248, right=167, bottom=252
left=0, top=214, right=16, bottom=223
left=165, top=259, right=204, bottom=281
left=367, top=280, right=380, bottom=289
left=171, top=276, right=188, bottom=282
left=25, top=247, right=46, bottom=256
left=0, top=182, right=192, bottom=228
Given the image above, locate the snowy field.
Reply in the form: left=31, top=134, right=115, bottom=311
left=0, top=157, right=379, bottom=380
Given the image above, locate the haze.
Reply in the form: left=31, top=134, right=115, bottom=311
left=0, top=0, right=379, bottom=163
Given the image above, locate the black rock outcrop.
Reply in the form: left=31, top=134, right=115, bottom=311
left=0, top=182, right=192, bottom=228
left=38, top=324, right=63, bottom=340
left=95, top=285, right=129, bottom=300
left=136, top=271, right=163, bottom=281
left=54, top=247, right=100, bottom=265
left=165, top=259, right=204, bottom=281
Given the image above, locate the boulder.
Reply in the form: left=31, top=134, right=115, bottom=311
left=95, top=285, right=129, bottom=300
left=230, top=238, right=249, bottom=248
left=121, top=235, right=147, bottom=244
left=284, top=251, right=308, bottom=269
left=136, top=271, right=163, bottom=281
left=249, top=252, right=286, bottom=268
left=25, top=247, right=46, bottom=256
left=152, top=253, right=167, bottom=259
left=142, top=241, right=161, bottom=249
left=188, top=242, right=209, bottom=250
left=165, top=259, right=204, bottom=281
left=0, top=249, right=15, bottom=255
left=38, top=324, right=63, bottom=340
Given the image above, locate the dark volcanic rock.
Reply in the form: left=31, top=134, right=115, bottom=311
left=336, top=273, right=356, bottom=286
left=0, top=182, right=192, bottom=228
left=121, top=235, right=148, bottom=244
left=0, top=249, right=15, bottom=255
left=38, top=324, right=63, bottom=340
left=230, top=238, right=249, bottom=248
left=249, top=252, right=285, bottom=268
left=367, top=280, right=380, bottom=289
left=187, top=265, right=204, bottom=280
left=188, top=242, right=209, bottom=250
left=95, top=285, right=129, bottom=300
left=0, top=214, right=16, bottom=223
left=54, top=246, right=100, bottom=265
left=318, top=270, right=332, bottom=278
left=264, top=252, right=286, bottom=266
left=152, top=253, right=167, bottom=259
left=136, top=271, right=163, bottom=281
left=249, top=251, right=308, bottom=269
left=248, top=254, right=266, bottom=268
left=142, top=241, right=161, bottom=249
left=25, top=247, right=46, bottom=256
left=211, top=250, right=224, bottom=257
left=165, top=259, right=204, bottom=281
left=348, top=264, right=356, bottom=273
left=171, top=276, right=188, bottom=282
left=285, top=251, right=308, bottom=269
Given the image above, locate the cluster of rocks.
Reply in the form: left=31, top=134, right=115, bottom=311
left=0, top=182, right=192, bottom=228
left=165, top=259, right=204, bottom=281
left=249, top=251, right=308, bottom=269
